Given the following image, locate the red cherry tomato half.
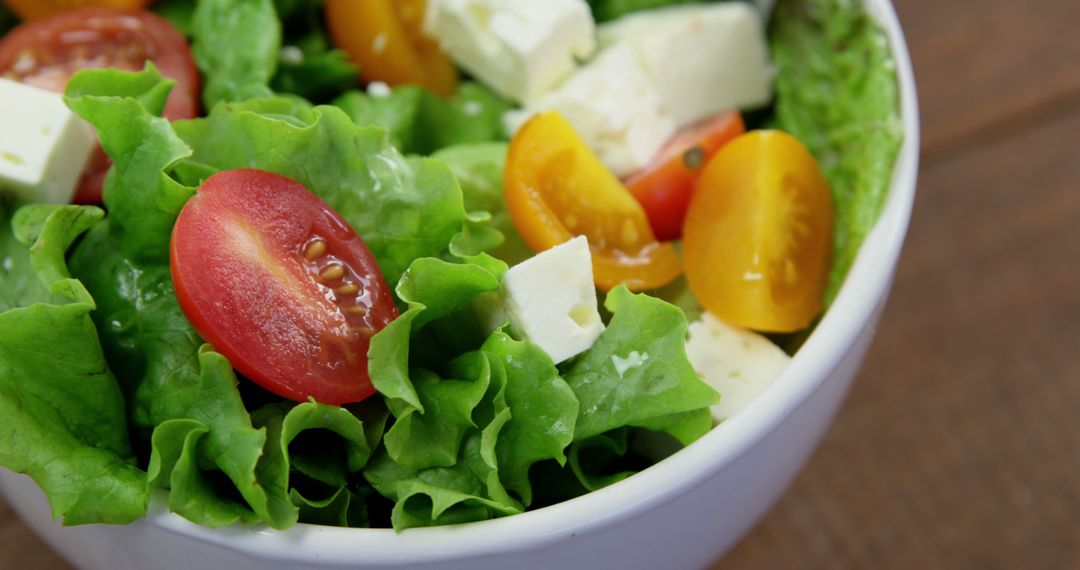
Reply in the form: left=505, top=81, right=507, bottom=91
left=624, top=112, right=745, bottom=241
left=170, top=169, right=399, bottom=405
left=0, top=7, right=200, bottom=204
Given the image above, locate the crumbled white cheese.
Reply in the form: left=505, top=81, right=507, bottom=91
left=684, top=312, right=791, bottom=421
left=480, top=236, right=604, bottom=364
left=598, top=2, right=774, bottom=128
left=425, top=0, right=597, bottom=103
left=504, top=43, right=676, bottom=177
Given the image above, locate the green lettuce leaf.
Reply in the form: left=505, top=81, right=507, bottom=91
left=271, top=0, right=356, bottom=101
left=153, top=347, right=296, bottom=528
left=333, top=82, right=512, bottom=155
left=273, top=0, right=321, bottom=20
left=154, top=0, right=196, bottom=37
left=367, top=356, right=504, bottom=530
left=192, top=0, right=281, bottom=107
left=291, top=486, right=370, bottom=527
left=332, top=88, right=424, bottom=154
left=632, top=407, right=715, bottom=446
left=1, top=199, right=53, bottom=309
left=369, top=256, right=504, bottom=412
left=364, top=250, right=577, bottom=527
left=364, top=444, right=521, bottom=530
left=253, top=400, right=378, bottom=489
left=431, top=144, right=507, bottom=216
left=431, top=143, right=532, bottom=265
left=772, top=0, right=904, bottom=302
left=0, top=204, right=147, bottom=525
left=564, top=286, right=719, bottom=442
left=68, top=224, right=297, bottom=530
left=365, top=330, right=579, bottom=529
left=568, top=429, right=636, bottom=492
left=272, top=23, right=358, bottom=102
left=147, top=419, right=258, bottom=527
left=366, top=255, right=507, bottom=488
left=64, top=65, right=194, bottom=264
left=172, top=99, right=470, bottom=285
left=273, top=49, right=357, bottom=102
left=248, top=399, right=385, bottom=527
left=475, top=332, right=578, bottom=505
left=382, top=368, right=489, bottom=470
left=444, top=351, right=515, bottom=507
left=363, top=355, right=521, bottom=530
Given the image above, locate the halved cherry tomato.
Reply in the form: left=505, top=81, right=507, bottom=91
left=505, top=111, right=681, bottom=291
left=0, top=7, right=200, bottom=203
left=682, top=130, right=834, bottom=332
left=2, top=0, right=149, bottom=21
left=170, top=169, right=399, bottom=405
left=625, top=112, right=745, bottom=241
left=325, top=0, right=457, bottom=97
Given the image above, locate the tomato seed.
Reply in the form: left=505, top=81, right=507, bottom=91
left=683, top=145, right=706, bottom=170
left=335, top=283, right=360, bottom=296
left=304, top=239, right=327, bottom=260
left=319, top=264, right=345, bottom=281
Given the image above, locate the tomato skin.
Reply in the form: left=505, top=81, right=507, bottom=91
left=171, top=169, right=399, bottom=405
left=72, top=147, right=110, bottom=205
left=505, top=111, right=681, bottom=291
left=325, top=0, right=457, bottom=97
left=625, top=112, right=745, bottom=241
left=0, top=7, right=200, bottom=203
left=2, top=0, right=149, bottom=21
left=682, top=130, right=834, bottom=333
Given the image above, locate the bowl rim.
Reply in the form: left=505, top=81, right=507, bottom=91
left=144, top=0, right=921, bottom=563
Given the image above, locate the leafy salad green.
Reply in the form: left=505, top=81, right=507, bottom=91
left=0, top=0, right=902, bottom=531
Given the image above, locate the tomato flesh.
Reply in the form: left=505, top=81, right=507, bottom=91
left=505, top=111, right=681, bottom=291
left=625, top=112, right=745, bottom=241
left=682, top=130, right=834, bottom=332
left=0, top=7, right=200, bottom=203
left=171, top=169, right=399, bottom=405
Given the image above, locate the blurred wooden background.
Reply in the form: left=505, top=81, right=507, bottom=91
left=3, top=0, right=1079, bottom=568
left=717, top=0, right=1080, bottom=567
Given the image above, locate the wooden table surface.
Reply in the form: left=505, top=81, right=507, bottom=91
left=4, top=1, right=1079, bottom=568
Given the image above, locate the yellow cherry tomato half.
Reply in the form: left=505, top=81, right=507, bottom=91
left=325, top=0, right=457, bottom=97
left=682, top=130, right=834, bottom=332
left=3, top=0, right=148, bottom=21
left=505, top=111, right=682, bottom=292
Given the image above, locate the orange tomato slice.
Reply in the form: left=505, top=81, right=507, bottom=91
left=682, top=130, right=834, bottom=332
left=505, top=111, right=681, bottom=292
left=324, top=0, right=457, bottom=97
left=2, top=0, right=148, bottom=21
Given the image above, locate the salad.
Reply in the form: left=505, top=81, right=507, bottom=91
left=0, top=0, right=902, bottom=531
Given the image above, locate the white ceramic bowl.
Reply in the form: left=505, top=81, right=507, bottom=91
left=0, top=1, right=919, bottom=568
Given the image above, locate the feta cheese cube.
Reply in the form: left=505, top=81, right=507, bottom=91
left=0, top=78, right=95, bottom=204
left=504, top=43, right=675, bottom=177
left=485, top=236, right=604, bottom=364
left=598, top=3, right=774, bottom=128
left=425, top=0, right=597, bottom=103
left=684, top=312, right=791, bottom=421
